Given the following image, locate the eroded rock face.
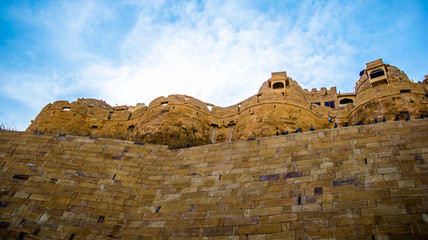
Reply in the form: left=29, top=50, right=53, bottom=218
left=26, top=59, right=428, bottom=148
left=129, top=102, right=212, bottom=148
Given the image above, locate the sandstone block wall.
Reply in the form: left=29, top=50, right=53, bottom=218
left=1, top=119, right=428, bottom=239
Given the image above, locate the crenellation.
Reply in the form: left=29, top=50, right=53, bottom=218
left=25, top=59, right=428, bottom=150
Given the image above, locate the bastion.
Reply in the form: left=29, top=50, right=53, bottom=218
left=26, top=59, right=428, bottom=148
left=0, top=59, right=427, bottom=239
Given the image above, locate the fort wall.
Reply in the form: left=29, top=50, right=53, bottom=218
left=26, top=59, right=428, bottom=148
left=1, top=119, right=428, bottom=239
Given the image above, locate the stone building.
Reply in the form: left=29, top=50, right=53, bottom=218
left=26, top=59, right=428, bottom=148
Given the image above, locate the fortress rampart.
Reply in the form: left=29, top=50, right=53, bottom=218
left=27, top=59, right=428, bottom=148
left=1, top=119, right=428, bottom=239
left=1, top=58, right=428, bottom=239
left=26, top=59, right=428, bottom=148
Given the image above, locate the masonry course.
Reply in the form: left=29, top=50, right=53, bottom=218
left=0, top=118, right=428, bottom=239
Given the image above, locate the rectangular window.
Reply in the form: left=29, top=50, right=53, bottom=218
left=369, top=69, right=385, bottom=79
left=312, top=102, right=321, bottom=106
left=324, top=101, right=335, bottom=108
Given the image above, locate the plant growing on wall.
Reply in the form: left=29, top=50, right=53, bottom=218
left=180, top=124, right=197, bottom=148
left=0, top=122, right=16, bottom=131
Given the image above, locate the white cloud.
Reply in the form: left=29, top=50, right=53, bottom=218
left=75, top=0, right=355, bottom=108
left=8, top=0, right=427, bottom=130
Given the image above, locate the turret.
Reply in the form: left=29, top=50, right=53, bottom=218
left=366, top=58, right=388, bottom=87
left=267, top=71, right=289, bottom=93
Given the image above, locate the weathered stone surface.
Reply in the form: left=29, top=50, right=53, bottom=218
left=1, top=118, right=428, bottom=238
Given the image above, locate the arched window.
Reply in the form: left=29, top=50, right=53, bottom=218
left=272, top=82, right=284, bottom=89
left=339, top=98, right=353, bottom=104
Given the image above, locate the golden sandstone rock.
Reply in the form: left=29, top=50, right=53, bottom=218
left=26, top=59, right=428, bottom=148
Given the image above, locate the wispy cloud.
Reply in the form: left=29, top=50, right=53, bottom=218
left=77, top=0, right=355, bottom=106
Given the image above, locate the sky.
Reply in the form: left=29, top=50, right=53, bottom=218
left=0, top=0, right=427, bottom=131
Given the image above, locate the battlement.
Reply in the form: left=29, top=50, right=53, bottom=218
left=26, top=59, right=428, bottom=148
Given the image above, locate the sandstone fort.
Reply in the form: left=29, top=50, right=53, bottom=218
left=0, top=59, right=428, bottom=239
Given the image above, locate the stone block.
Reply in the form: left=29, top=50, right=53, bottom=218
left=284, top=171, right=302, bottom=179
left=203, top=227, right=234, bottom=236
left=224, top=217, right=259, bottom=226
left=335, top=190, right=383, bottom=201
left=170, top=228, right=199, bottom=237
left=397, top=180, right=415, bottom=188
left=250, top=207, right=283, bottom=216
left=259, top=174, right=279, bottom=181
left=260, top=197, right=297, bottom=207
left=143, top=212, right=178, bottom=220
left=238, top=223, right=282, bottom=235
left=187, top=218, right=219, bottom=228
left=268, top=213, right=298, bottom=223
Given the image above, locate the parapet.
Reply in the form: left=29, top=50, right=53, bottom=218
left=26, top=59, right=428, bottom=148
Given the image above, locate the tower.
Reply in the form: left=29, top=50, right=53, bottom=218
left=268, top=71, right=289, bottom=93
left=366, top=58, right=388, bottom=87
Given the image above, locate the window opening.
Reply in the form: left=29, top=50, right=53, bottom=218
left=98, top=216, right=105, bottom=223
left=400, top=89, right=411, bottom=93
left=62, top=107, right=71, bottom=111
left=369, top=69, right=385, bottom=79
left=272, top=82, right=284, bottom=89
left=313, top=102, right=321, bottom=106
left=339, top=98, right=353, bottom=104
left=324, top=101, right=335, bottom=108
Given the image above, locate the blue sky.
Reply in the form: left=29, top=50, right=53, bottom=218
left=1, top=0, right=427, bottom=130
